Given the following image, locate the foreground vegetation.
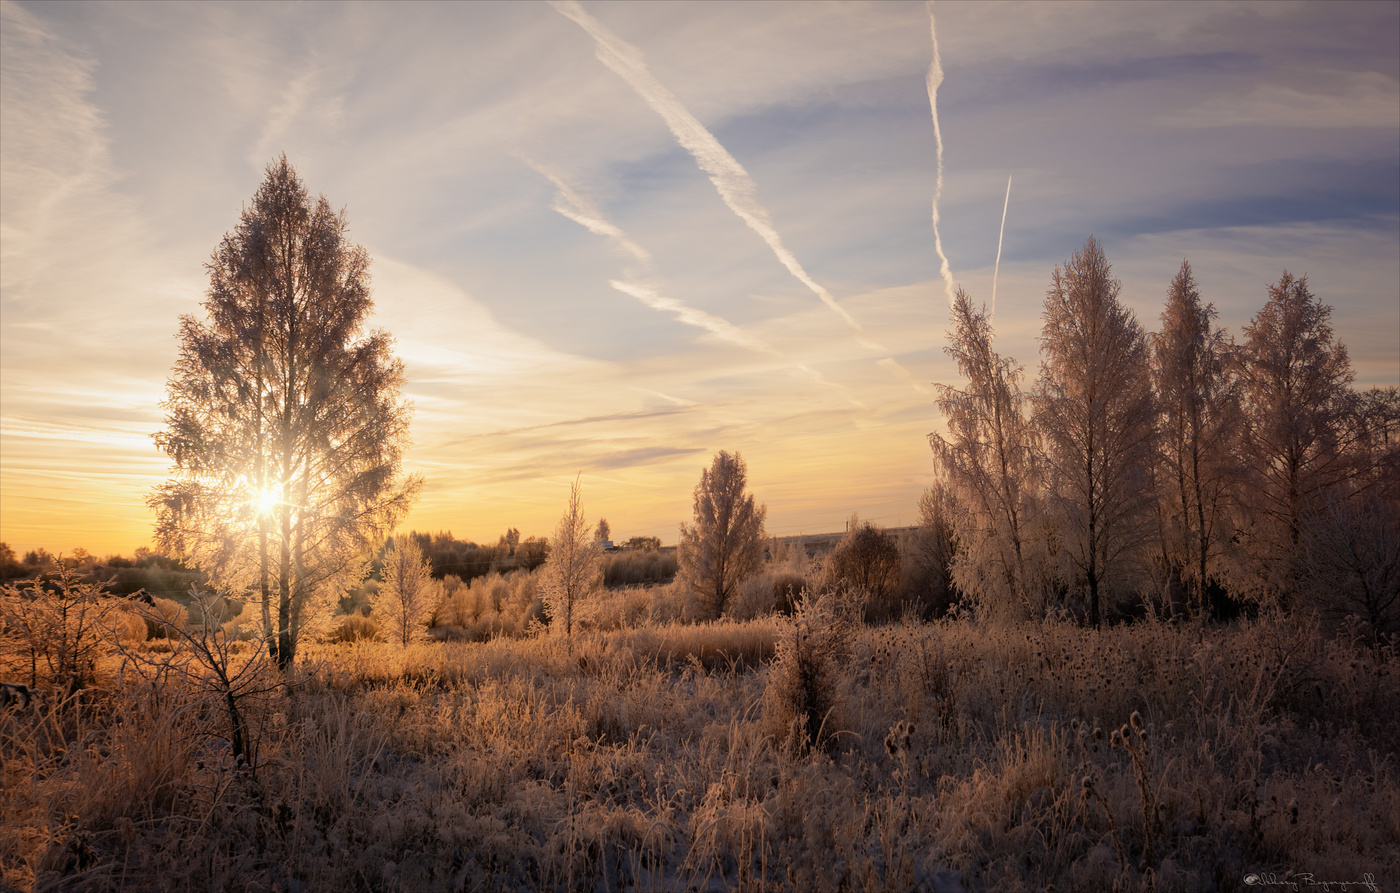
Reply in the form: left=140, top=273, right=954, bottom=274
left=3, top=588, right=1395, bottom=891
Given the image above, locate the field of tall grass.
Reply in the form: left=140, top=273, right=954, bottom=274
left=3, top=584, right=1396, bottom=892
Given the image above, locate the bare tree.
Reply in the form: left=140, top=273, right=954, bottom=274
left=149, top=156, right=420, bottom=668
left=0, top=543, right=28, bottom=581
left=1036, top=238, right=1157, bottom=628
left=930, top=288, right=1042, bottom=620
left=594, top=518, right=611, bottom=544
left=1230, top=272, right=1355, bottom=605
left=498, top=527, right=521, bottom=556
left=517, top=536, right=550, bottom=572
left=678, top=451, right=767, bottom=620
left=115, top=587, right=280, bottom=770
left=542, top=476, right=601, bottom=638
left=371, top=535, right=437, bottom=646
left=1151, top=260, right=1240, bottom=617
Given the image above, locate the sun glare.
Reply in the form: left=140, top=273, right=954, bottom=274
left=257, top=487, right=278, bottom=515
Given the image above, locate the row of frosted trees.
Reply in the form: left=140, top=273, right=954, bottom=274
left=930, top=237, right=1398, bottom=638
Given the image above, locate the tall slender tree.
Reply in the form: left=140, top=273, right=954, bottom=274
left=542, top=475, right=601, bottom=638
left=1151, top=261, right=1239, bottom=617
left=1231, top=271, right=1354, bottom=605
left=150, top=156, right=419, bottom=667
left=1036, top=238, right=1157, bottom=628
left=372, top=534, right=437, bottom=646
left=930, top=288, right=1041, bottom=620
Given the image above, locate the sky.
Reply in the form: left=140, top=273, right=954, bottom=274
left=2, top=0, right=1397, bottom=558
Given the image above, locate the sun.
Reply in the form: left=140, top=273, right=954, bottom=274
left=257, top=487, right=279, bottom=515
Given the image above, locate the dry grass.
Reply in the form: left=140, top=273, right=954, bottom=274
left=2, top=609, right=1396, bottom=891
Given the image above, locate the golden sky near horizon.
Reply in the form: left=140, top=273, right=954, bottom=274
left=2, top=1, right=1397, bottom=558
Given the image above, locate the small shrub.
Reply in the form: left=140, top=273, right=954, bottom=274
left=771, top=571, right=807, bottom=615
left=601, top=550, right=678, bottom=588
left=647, top=579, right=703, bottom=625
left=1300, top=491, right=1400, bottom=646
left=145, top=596, right=188, bottom=639
left=0, top=568, right=119, bottom=692
left=111, top=606, right=148, bottom=644
left=823, top=517, right=901, bottom=623
left=114, top=588, right=282, bottom=772
left=764, top=591, right=854, bottom=753
left=579, top=586, right=651, bottom=631
left=431, top=569, right=545, bottom=640
left=729, top=572, right=781, bottom=620
left=898, top=492, right=960, bottom=620
left=330, top=613, right=381, bottom=644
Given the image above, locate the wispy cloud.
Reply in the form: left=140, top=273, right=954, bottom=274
left=532, top=163, right=652, bottom=266
left=1, top=1, right=113, bottom=293
left=550, top=0, right=925, bottom=392
left=248, top=68, right=319, bottom=169
left=1160, top=74, right=1400, bottom=130
left=0, top=417, right=154, bottom=450
left=605, top=279, right=774, bottom=356
left=0, top=1, right=202, bottom=554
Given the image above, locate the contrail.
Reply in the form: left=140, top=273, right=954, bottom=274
left=528, top=159, right=857, bottom=399
left=925, top=2, right=955, bottom=310
left=529, top=160, right=652, bottom=264
left=551, top=0, right=905, bottom=373
left=991, top=174, right=1011, bottom=318
left=608, top=279, right=777, bottom=358
left=533, top=161, right=769, bottom=354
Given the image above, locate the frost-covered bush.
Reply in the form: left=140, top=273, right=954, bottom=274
left=764, top=591, right=854, bottom=753
left=145, top=596, right=188, bottom=639
left=431, top=570, right=544, bottom=641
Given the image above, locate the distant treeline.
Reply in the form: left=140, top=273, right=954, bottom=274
left=0, top=543, right=205, bottom=599
left=399, top=530, right=550, bottom=581
left=0, top=526, right=674, bottom=607
left=392, top=530, right=676, bottom=588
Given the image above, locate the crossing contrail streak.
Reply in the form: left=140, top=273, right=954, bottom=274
left=528, top=159, right=861, bottom=402
left=991, top=174, right=1011, bottom=318
left=926, top=2, right=955, bottom=310
left=534, top=162, right=777, bottom=355
left=551, top=0, right=925, bottom=394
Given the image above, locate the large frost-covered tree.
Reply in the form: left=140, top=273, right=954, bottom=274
left=930, top=288, right=1041, bottom=620
left=1036, top=238, right=1157, bottom=628
left=150, top=156, right=420, bottom=667
left=1151, top=261, right=1239, bottom=616
left=1231, top=272, right=1355, bottom=605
